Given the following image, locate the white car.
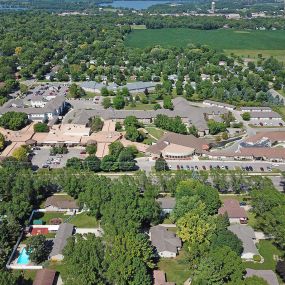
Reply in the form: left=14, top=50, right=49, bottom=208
left=272, top=163, right=279, bottom=167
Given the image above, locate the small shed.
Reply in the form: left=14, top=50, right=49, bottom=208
left=31, top=227, right=49, bottom=236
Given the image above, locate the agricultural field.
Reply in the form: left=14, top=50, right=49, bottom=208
left=126, top=28, right=285, bottom=60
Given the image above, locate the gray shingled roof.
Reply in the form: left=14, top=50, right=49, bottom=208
left=50, top=223, right=73, bottom=258
left=228, top=225, right=258, bottom=255
left=156, top=197, right=176, bottom=209
left=150, top=225, right=181, bottom=254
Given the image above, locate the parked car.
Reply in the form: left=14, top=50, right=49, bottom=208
left=240, top=201, right=247, bottom=206
left=186, top=165, right=190, bottom=170
left=260, top=167, right=264, bottom=171
left=225, top=166, right=229, bottom=170
left=80, top=151, right=86, bottom=154
left=177, top=165, right=180, bottom=170
left=202, top=165, right=206, bottom=170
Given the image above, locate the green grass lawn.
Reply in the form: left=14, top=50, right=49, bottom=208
left=69, top=212, right=98, bottom=228
left=158, top=249, right=191, bottom=285
left=126, top=29, right=285, bottom=51
left=225, top=49, right=285, bottom=63
left=244, top=240, right=283, bottom=270
left=145, top=127, right=165, bottom=140
left=219, top=194, right=250, bottom=203
left=32, top=212, right=66, bottom=224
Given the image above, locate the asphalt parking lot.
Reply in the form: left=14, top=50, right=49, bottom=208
left=31, top=147, right=87, bottom=169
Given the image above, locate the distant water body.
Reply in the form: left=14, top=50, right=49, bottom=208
left=100, top=0, right=178, bottom=10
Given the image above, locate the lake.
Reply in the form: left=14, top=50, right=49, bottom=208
left=100, top=0, right=175, bottom=10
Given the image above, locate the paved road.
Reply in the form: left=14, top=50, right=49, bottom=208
left=270, top=176, right=285, bottom=192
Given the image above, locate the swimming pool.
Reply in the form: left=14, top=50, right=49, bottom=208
left=17, top=248, right=30, bottom=265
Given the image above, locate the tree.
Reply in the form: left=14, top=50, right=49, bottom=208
left=189, top=125, right=198, bottom=137
left=0, top=270, right=18, bottom=285
left=12, top=146, right=28, bottom=161
left=19, top=83, right=28, bottom=95
left=124, top=116, right=140, bottom=128
left=79, top=175, right=111, bottom=219
left=90, top=117, right=104, bottom=132
left=163, top=96, right=173, bottom=110
left=0, top=111, right=29, bottom=130
left=193, top=246, right=244, bottom=285
left=26, top=235, right=49, bottom=264
left=83, top=155, right=101, bottom=172
left=63, top=234, right=107, bottom=285
left=100, top=155, right=118, bottom=172
left=207, top=120, right=227, bottom=135
left=125, top=126, right=143, bottom=142
left=66, top=157, right=83, bottom=170
left=113, top=94, right=125, bottom=109
left=101, top=86, right=109, bottom=96
left=154, top=157, right=168, bottom=171
left=242, top=112, right=251, bottom=121
left=115, top=122, right=122, bottom=131
left=211, top=229, right=243, bottom=256
left=118, top=149, right=136, bottom=171
left=259, top=206, right=285, bottom=249
left=33, top=122, right=49, bottom=133
left=0, top=132, right=5, bottom=150
left=175, top=80, right=183, bottom=96
left=105, top=233, right=154, bottom=285
left=109, top=141, right=124, bottom=158
left=68, top=83, right=86, bottom=98
left=177, top=203, right=216, bottom=259
left=102, top=97, right=111, bottom=109
left=86, top=144, right=97, bottom=155
left=175, top=180, right=220, bottom=215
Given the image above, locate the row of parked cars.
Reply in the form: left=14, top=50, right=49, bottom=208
left=170, top=164, right=273, bottom=172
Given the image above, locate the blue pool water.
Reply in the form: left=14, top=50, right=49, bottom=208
left=17, top=248, right=30, bottom=265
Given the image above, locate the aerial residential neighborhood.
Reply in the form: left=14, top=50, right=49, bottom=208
left=1, top=0, right=285, bottom=285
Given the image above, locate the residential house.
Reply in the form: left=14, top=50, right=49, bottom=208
left=153, top=270, right=175, bottom=285
left=228, top=224, right=258, bottom=260
left=150, top=225, right=182, bottom=258
left=156, top=197, right=176, bottom=214
left=44, top=196, right=79, bottom=212
left=33, top=269, right=57, bottom=285
left=218, top=199, right=247, bottom=224
left=49, top=223, right=74, bottom=261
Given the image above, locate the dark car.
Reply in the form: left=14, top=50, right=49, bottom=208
left=177, top=165, right=180, bottom=170
left=260, top=167, right=264, bottom=171
left=225, top=165, right=229, bottom=170
left=186, top=165, right=190, bottom=170
left=240, top=201, right=247, bottom=206
left=202, top=165, right=206, bottom=170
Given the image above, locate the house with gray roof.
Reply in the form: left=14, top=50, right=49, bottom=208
left=228, top=224, right=259, bottom=260
left=49, top=223, right=74, bottom=261
left=156, top=197, right=176, bottom=214
left=150, top=225, right=182, bottom=258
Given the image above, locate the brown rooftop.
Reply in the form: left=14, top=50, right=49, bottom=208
left=33, top=269, right=56, bottom=285
left=245, top=131, right=285, bottom=144
left=147, top=132, right=210, bottom=155
left=218, top=199, right=247, bottom=219
left=153, top=270, right=175, bottom=285
left=45, top=195, right=79, bottom=210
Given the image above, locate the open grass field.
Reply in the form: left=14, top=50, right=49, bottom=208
left=126, top=28, right=285, bottom=61
left=145, top=126, right=165, bottom=140
left=69, top=212, right=98, bottom=228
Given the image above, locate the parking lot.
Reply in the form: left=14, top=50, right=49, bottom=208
left=31, top=147, right=87, bottom=169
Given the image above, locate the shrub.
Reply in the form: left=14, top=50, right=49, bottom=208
left=253, top=255, right=261, bottom=262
